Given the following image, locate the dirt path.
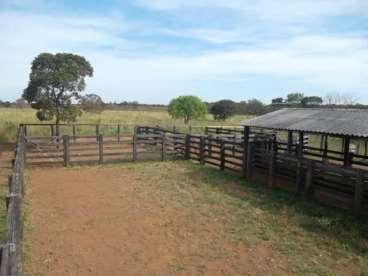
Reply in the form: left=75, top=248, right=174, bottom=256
left=25, top=165, right=291, bottom=276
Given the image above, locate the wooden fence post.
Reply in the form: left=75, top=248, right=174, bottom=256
left=72, top=124, right=76, bottom=142
left=117, top=124, right=121, bottom=143
left=208, top=134, right=213, bottom=157
left=161, top=133, right=167, bottom=161
left=95, top=125, right=100, bottom=142
left=296, top=141, right=303, bottom=194
left=242, top=126, right=250, bottom=178
left=98, top=134, right=103, bottom=164
left=133, top=134, right=138, bottom=161
left=232, top=135, right=236, bottom=155
left=200, top=136, right=205, bottom=164
left=296, top=160, right=303, bottom=194
left=220, top=139, right=225, bottom=170
left=353, top=172, right=364, bottom=216
left=50, top=125, right=54, bottom=137
left=63, top=135, right=70, bottom=167
left=305, top=160, right=314, bottom=196
left=185, top=135, right=190, bottom=160
left=24, top=125, right=27, bottom=137
left=268, top=142, right=276, bottom=188
left=246, top=142, right=253, bottom=179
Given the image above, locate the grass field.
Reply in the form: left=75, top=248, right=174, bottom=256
left=25, top=161, right=368, bottom=275
left=0, top=108, right=251, bottom=142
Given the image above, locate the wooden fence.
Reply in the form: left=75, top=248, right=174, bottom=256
left=1, top=126, right=26, bottom=276
left=138, top=126, right=368, bottom=215
left=2, top=123, right=368, bottom=274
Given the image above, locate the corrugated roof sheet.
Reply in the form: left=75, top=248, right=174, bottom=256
left=240, top=108, right=368, bottom=137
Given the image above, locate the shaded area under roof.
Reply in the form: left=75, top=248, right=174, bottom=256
left=240, top=108, right=368, bottom=138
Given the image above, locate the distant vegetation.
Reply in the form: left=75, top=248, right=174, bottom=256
left=168, top=95, right=207, bottom=125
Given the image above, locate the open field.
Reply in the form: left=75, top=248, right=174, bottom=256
left=0, top=108, right=251, bottom=142
left=25, top=161, right=368, bottom=275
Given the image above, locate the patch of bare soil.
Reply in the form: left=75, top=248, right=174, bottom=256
left=25, top=165, right=291, bottom=276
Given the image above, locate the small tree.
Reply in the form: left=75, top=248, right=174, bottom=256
left=271, top=97, right=284, bottom=104
left=286, top=93, right=304, bottom=104
left=168, top=95, right=207, bottom=125
left=23, top=53, right=93, bottom=127
left=210, top=99, right=237, bottom=120
left=80, top=93, right=104, bottom=113
left=301, top=96, right=323, bottom=107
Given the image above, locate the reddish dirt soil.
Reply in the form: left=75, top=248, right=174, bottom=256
left=25, top=166, right=291, bottom=276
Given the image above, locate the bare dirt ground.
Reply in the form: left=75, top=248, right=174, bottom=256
left=25, top=164, right=291, bottom=276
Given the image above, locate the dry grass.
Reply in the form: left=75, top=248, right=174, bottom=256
left=120, top=161, right=368, bottom=275
left=0, top=108, right=251, bottom=142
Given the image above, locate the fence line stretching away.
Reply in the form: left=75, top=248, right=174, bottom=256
left=1, top=126, right=25, bottom=276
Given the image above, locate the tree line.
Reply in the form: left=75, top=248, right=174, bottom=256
left=4, top=52, right=366, bottom=128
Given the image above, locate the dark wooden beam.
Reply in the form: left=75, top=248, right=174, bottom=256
left=287, top=130, right=293, bottom=153
left=343, top=135, right=351, bottom=167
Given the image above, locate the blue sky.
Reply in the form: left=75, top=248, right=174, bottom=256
left=0, top=0, right=367, bottom=104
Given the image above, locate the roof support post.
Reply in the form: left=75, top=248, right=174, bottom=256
left=322, top=134, right=328, bottom=162
left=343, top=135, right=351, bottom=167
left=287, top=130, right=293, bottom=153
left=298, top=131, right=304, bottom=158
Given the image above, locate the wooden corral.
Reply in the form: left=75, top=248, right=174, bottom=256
left=2, top=117, right=368, bottom=275
left=22, top=123, right=368, bottom=216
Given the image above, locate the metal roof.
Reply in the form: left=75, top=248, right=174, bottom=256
left=240, top=108, right=368, bottom=138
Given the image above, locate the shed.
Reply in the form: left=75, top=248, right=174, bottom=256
left=240, top=108, right=368, bottom=167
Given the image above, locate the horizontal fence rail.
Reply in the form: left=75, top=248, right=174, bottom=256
left=1, top=126, right=26, bottom=276
left=3, top=123, right=368, bottom=274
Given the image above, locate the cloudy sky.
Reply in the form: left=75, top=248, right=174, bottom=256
left=0, top=0, right=367, bottom=104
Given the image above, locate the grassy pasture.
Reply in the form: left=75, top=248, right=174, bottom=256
left=0, top=108, right=251, bottom=142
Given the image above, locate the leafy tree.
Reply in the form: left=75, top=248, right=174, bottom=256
left=237, top=99, right=266, bottom=115
left=23, top=53, right=93, bottom=126
left=168, top=95, right=207, bottom=125
left=271, top=97, right=284, bottom=104
left=301, top=96, right=323, bottom=107
left=210, top=99, right=237, bottom=120
left=287, top=93, right=304, bottom=104
left=80, top=93, right=104, bottom=113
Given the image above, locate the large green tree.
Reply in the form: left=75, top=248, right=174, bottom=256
left=210, top=99, right=237, bottom=121
left=23, top=53, right=93, bottom=125
left=168, top=95, right=207, bottom=125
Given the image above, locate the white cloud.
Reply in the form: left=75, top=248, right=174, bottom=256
left=135, top=0, right=368, bottom=21
left=0, top=3, right=367, bottom=103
